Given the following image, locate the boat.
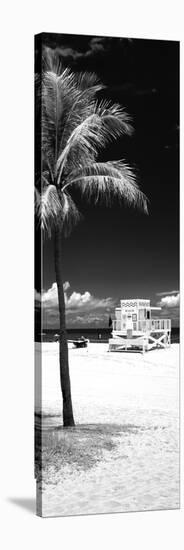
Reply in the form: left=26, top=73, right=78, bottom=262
left=68, top=337, right=89, bottom=349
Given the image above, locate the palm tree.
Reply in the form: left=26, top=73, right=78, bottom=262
left=35, top=49, right=148, bottom=427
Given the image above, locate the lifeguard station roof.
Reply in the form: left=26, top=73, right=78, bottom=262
left=120, top=299, right=150, bottom=306
left=120, top=298, right=150, bottom=302
left=115, top=301, right=161, bottom=312
left=115, top=299, right=162, bottom=310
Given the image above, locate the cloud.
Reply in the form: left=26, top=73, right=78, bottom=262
left=47, top=37, right=133, bottom=68
left=37, top=281, right=116, bottom=327
left=53, top=46, right=83, bottom=62
left=42, top=282, right=58, bottom=306
left=155, top=290, right=180, bottom=327
left=52, top=37, right=107, bottom=64
left=63, top=281, right=70, bottom=291
left=156, top=291, right=180, bottom=309
left=69, top=313, right=110, bottom=327
left=66, top=290, right=91, bottom=309
left=158, top=294, right=180, bottom=308
left=66, top=292, right=114, bottom=313
left=156, top=289, right=179, bottom=297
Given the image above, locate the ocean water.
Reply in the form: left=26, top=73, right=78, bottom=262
left=36, top=326, right=179, bottom=344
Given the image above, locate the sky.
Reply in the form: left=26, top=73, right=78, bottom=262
left=35, top=34, right=179, bottom=329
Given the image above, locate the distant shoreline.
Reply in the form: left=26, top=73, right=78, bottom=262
left=35, top=326, right=180, bottom=344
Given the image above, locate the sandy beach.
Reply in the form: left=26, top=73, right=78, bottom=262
left=35, top=342, right=179, bottom=517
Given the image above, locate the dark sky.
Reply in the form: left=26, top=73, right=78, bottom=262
left=35, top=34, right=179, bottom=328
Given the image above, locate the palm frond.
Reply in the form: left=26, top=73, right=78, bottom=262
left=41, top=51, right=134, bottom=185
left=35, top=183, right=81, bottom=236
left=35, top=50, right=148, bottom=236
left=42, top=67, right=81, bottom=175
left=36, top=184, right=63, bottom=236
left=62, top=192, right=81, bottom=236
left=34, top=187, right=41, bottom=217
left=42, top=71, right=68, bottom=169
left=56, top=102, right=134, bottom=183
left=96, top=100, right=133, bottom=137
left=42, top=47, right=64, bottom=76
left=59, top=79, right=103, bottom=151
left=75, top=71, right=103, bottom=91
left=64, top=161, right=148, bottom=213
left=56, top=113, right=105, bottom=181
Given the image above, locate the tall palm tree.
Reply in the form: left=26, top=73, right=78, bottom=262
left=35, top=49, right=148, bottom=427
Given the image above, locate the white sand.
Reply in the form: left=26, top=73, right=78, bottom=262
left=35, top=343, right=180, bottom=517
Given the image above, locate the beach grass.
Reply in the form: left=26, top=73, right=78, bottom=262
left=35, top=422, right=145, bottom=483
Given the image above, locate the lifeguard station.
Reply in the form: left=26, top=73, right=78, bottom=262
left=108, top=299, right=171, bottom=353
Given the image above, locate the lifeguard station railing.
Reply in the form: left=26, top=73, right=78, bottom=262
left=112, top=319, right=171, bottom=332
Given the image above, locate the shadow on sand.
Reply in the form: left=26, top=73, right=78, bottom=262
left=35, top=422, right=143, bottom=483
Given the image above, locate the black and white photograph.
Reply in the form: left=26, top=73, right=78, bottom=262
left=34, top=32, right=179, bottom=518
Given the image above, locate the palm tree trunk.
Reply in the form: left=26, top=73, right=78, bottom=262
left=54, top=226, right=75, bottom=427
